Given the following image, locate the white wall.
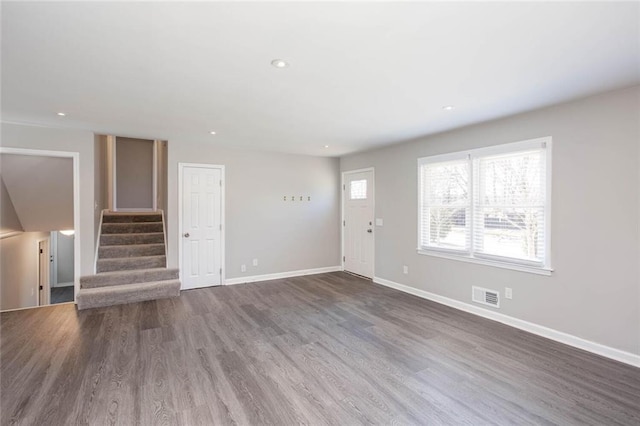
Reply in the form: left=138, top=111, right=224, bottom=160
left=0, top=231, right=50, bottom=310
left=341, top=86, right=640, bottom=356
left=0, top=154, right=73, bottom=232
left=55, top=232, right=74, bottom=285
left=167, top=143, right=341, bottom=279
left=1, top=123, right=95, bottom=277
left=0, top=175, right=23, bottom=235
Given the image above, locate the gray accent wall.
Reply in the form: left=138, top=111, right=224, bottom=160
left=115, top=137, right=154, bottom=210
left=167, top=144, right=341, bottom=279
left=340, top=86, right=640, bottom=356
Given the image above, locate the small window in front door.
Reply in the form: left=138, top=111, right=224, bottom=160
left=350, top=179, right=367, bottom=200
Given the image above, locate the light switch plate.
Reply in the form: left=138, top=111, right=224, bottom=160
left=375, top=218, right=384, bottom=226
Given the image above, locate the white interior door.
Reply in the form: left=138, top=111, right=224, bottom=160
left=181, top=165, right=223, bottom=289
left=343, top=169, right=374, bottom=278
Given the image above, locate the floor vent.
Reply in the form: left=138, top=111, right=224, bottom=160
left=472, top=286, right=500, bottom=308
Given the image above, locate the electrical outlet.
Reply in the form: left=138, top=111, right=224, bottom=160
left=252, top=258, right=258, bottom=267
left=241, top=264, right=246, bottom=272
left=403, top=265, right=409, bottom=274
left=505, top=287, right=513, bottom=299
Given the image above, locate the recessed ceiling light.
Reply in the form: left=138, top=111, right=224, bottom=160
left=209, top=131, right=216, bottom=135
left=442, top=105, right=455, bottom=111
left=57, top=112, right=66, bottom=116
left=324, top=145, right=329, bottom=148
left=271, top=59, right=289, bottom=68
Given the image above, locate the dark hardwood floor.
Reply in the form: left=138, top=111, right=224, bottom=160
left=1, top=272, right=639, bottom=425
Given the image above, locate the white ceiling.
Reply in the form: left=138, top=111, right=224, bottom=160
left=0, top=155, right=74, bottom=232
left=2, top=2, right=638, bottom=156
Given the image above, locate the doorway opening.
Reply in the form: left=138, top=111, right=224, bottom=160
left=0, top=148, right=80, bottom=311
left=103, top=136, right=167, bottom=213
left=50, top=230, right=75, bottom=304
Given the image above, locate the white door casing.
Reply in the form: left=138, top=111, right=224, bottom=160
left=0, top=147, right=80, bottom=305
left=180, top=164, right=224, bottom=289
left=343, top=169, right=374, bottom=278
left=37, top=239, right=50, bottom=306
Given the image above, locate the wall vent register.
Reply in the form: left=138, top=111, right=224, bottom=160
left=472, top=286, right=500, bottom=308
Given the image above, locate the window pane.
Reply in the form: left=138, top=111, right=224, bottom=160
left=420, top=159, right=470, bottom=251
left=474, top=149, right=546, bottom=263
left=478, top=150, right=544, bottom=206
left=474, top=207, right=545, bottom=262
left=350, top=179, right=367, bottom=199
left=424, top=207, right=468, bottom=250
left=424, top=161, right=469, bottom=206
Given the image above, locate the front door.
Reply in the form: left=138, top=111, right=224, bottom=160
left=181, top=165, right=223, bottom=289
left=343, top=169, right=374, bottom=278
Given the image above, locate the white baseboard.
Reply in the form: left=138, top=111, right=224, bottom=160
left=373, top=276, right=640, bottom=368
left=225, top=266, right=342, bottom=286
left=53, top=282, right=74, bottom=288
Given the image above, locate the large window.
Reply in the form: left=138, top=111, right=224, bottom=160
left=418, top=137, right=551, bottom=274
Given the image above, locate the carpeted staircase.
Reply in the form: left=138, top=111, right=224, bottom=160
left=76, top=212, right=181, bottom=310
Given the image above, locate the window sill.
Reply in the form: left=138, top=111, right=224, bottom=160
left=416, top=249, right=553, bottom=276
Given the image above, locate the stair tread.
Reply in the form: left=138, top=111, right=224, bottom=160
left=100, top=232, right=165, bottom=246
left=98, top=254, right=166, bottom=261
left=96, top=255, right=166, bottom=273
left=88, top=267, right=178, bottom=277
left=103, top=222, right=163, bottom=225
left=101, top=222, right=164, bottom=234
left=98, top=243, right=166, bottom=259
left=80, top=268, right=179, bottom=289
left=104, top=212, right=163, bottom=215
left=102, top=232, right=163, bottom=236
left=100, top=243, right=165, bottom=249
left=76, top=279, right=181, bottom=310
left=78, top=279, right=180, bottom=295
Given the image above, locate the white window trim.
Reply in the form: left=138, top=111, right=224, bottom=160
left=417, top=137, right=553, bottom=275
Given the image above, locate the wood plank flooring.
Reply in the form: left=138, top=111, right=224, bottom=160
left=2, top=272, right=639, bottom=425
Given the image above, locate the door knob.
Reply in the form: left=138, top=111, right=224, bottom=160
left=183, top=232, right=190, bottom=238
left=367, top=229, right=373, bottom=233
